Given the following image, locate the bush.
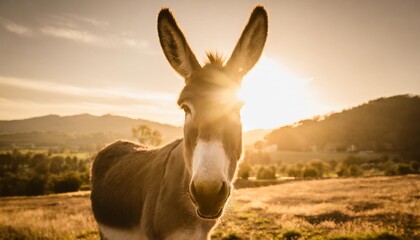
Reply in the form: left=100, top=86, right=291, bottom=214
left=410, top=161, right=420, bottom=173
left=52, top=172, right=82, bottom=193
left=25, top=176, right=47, bottom=196
left=0, top=173, right=29, bottom=196
left=303, top=167, right=318, bottom=179
left=309, top=159, right=329, bottom=177
left=287, top=167, right=302, bottom=178
left=256, top=166, right=276, bottom=180
left=349, top=165, right=363, bottom=177
left=397, top=163, right=413, bottom=175
left=238, top=162, right=251, bottom=180
left=383, top=160, right=398, bottom=176
left=283, top=230, right=302, bottom=240
left=337, top=165, right=363, bottom=177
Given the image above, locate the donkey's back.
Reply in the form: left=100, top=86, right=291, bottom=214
left=91, top=140, right=181, bottom=231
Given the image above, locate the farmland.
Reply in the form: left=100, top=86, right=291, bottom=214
left=0, top=175, right=418, bottom=240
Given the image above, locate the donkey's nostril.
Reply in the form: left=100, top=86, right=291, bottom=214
left=219, top=181, right=228, bottom=196
left=190, top=181, right=198, bottom=200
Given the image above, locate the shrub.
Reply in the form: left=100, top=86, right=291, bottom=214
left=238, top=162, right=251, bottom=180
left=349, top=165, right=363, bottom=177
left=383, top=160, right=398, bottom=176
left=0, top=172, right=29, bottom=196
left=25, top=176, right=47, bottom=196
left=52, top=172, right=82, bottom=193
left=337, top=165, right=363, bottom=177
left=287, top=167, right=302, bottom=178
left=397, top=163, right=413, bottom=175
left=410, top=161, right=420, bottom=173
left=303, top=167, right=318, bottom=179
left=283, top=230, right=302, bottom=240
left=309, top=159, right=329, bottom=177
left=256, top=166, right=276, bottom=180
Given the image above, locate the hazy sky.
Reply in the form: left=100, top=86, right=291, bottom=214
left=0, top=0, right=419, bottom=130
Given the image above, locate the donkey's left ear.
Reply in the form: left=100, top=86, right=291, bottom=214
left=158, top=8, right=201, bottom=79
left=225, top=6, right=268, bottom=78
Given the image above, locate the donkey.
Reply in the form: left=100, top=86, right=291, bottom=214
left=91, top=6, right=268, bottom=240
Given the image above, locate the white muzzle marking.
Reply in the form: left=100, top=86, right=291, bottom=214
left=191, top=139, right=229, bottom=191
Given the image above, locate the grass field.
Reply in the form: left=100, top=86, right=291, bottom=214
left=0, top=175, right=418, bottom=240
left=268, top=150, right=400, bottom=164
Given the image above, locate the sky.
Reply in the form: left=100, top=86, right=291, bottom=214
left=0, top=0, right=419, bottom=130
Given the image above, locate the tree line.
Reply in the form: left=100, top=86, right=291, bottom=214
left=0, top=150, right=91, bottom=196
left=238, top=148, right=420, bottom=181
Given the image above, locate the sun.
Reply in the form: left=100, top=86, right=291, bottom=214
left=238, top=55, right=322, bottom=131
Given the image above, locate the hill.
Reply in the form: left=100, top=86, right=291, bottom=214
left=0, top=114, right=181, bottom=136
left=0, top=114, right=182, bottom=149
left=265, top=95, right=420, bottom=158
left=0, top=114, right=270, bottom=149
left=243, top=129, right=270, bottom=146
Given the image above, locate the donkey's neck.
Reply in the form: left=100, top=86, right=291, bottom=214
left=149, top=139, right=216, bottom=239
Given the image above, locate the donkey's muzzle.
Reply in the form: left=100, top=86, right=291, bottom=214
left=190, top=180, right=230, bottom=219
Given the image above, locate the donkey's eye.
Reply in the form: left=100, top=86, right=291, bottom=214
left=181, top=105, right=191, bottom=115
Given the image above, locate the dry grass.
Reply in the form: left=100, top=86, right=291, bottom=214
left=0, top=175, right=419, bottom=240
left=215, top=175, right=420, bottom=240
left=0, top=192, right=98, bottom=240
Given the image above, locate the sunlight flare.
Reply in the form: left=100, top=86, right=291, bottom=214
left=238, top=55, right=321, bottom=130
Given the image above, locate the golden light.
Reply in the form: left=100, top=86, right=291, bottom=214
left=238, top=55, right=324, bottom=131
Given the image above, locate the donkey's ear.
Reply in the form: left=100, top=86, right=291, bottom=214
left=158, top=8, right=201, bottom=79
left=225, top=6, right=268, bottom=78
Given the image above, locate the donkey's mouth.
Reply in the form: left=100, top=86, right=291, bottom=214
left=196, top=207, right=224, bottom=220
left=188, top=189, right=230, bottom=220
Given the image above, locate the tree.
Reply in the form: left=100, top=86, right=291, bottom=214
left=26, top=176, right=47, bottom=196
left=309, top=160, right=329, bottom=177
left=238, top=161, right=251, bottom=180
left=52, top=172, right=82, bottom=193
left=397, top=163, right=413, bottom=175
left=256, top=166, right=276, bottom=180
left=132, top=125, right=163, bottom=146
left=303, top=167, right=318, bottom=179
left=287, top=166, right=302, bottom=178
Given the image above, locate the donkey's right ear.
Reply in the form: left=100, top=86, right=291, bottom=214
left=225, top=6, right=268, bottom=79
left=158, top=8, right=201, bottom=79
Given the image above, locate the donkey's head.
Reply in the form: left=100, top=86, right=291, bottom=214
left=158, top=6, right=267, bottom=219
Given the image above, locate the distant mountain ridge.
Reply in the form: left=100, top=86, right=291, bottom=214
left=0, top=113, right=180, bottom=136
left=265, top=95, right=420, bottom=158
left=0, top=114, right=271, bottom=149
left=0, top=114, right=182, bottom=148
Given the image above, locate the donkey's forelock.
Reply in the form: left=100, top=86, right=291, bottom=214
left=204, top=52, right=225, bottom=66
